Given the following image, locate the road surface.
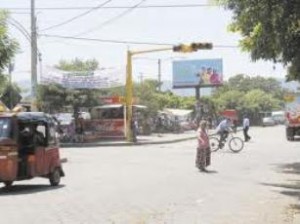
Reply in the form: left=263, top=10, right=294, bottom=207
left=1, top=126, right=299, bottom=224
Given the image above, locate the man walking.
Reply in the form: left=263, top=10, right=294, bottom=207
left=243, top=115, right=251, bottom=142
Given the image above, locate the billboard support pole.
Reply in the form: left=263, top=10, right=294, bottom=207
left=195, top=87, right=201, bottom=126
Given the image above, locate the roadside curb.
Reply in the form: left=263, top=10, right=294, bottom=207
left=59, top=128, right=239, bottom=148
left=60, top=136, right=197, bottom=148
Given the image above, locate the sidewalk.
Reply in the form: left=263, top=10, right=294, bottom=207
left=59, top=128, right=230, bottom=148
left=60, top=130, right=199, bottom=148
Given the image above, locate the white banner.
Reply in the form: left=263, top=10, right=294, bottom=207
left=40, top=67, right=125, bottom=89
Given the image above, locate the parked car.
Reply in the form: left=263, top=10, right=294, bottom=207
left=262, top=117, right=276, bottom=127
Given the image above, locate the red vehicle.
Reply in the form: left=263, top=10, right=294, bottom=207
left=285, top=93, right=300, bottom=140
left=220, top=109, right=238, bottom=121
left=0, top=112, right=65, bottom=188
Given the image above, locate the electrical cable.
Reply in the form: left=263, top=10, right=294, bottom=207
left=40, top=0, right=113, bottom=32
left=74, top=0, right=147, bottom=37
left=40, top=34, right=239, bottom=48
left=40, top=34, right=174, bottom=46
left=4, top=4, right=218, bottom=11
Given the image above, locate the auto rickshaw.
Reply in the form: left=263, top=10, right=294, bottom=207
left=0, top=111, right=65, bottom=188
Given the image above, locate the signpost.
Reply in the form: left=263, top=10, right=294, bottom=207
left=0, top=86, right=22, bottom=110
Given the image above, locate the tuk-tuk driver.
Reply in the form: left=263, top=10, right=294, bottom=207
left=33, top=124, right=45, bottom=146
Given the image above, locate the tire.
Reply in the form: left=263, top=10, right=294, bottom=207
left=49, top=168, right=61, bottom=186
left=286, top=127, right=294, bottom=141
left=229, top=137, right=244, bottom=153
left=209, top=136, right=220, bottom=152
left=4, top=181, right=13, bottom=188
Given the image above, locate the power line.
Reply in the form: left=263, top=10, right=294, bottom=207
left=40, top=34, right=174, bottom=46
left=4, top=4, right=218, bottom=11
left=40, top=0, right=114, bottom=32
left=75, top=0, right=147, bottom=37
left=40, top=34, right=239, bottom=48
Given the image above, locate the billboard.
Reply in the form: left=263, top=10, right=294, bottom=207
left=173, top=59, right=223, bottom=88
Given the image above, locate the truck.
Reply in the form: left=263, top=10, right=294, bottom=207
left=285, top=93, right=300, bottom=141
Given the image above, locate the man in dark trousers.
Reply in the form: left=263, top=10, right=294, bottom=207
left=243, top=115, right=251, bottom=142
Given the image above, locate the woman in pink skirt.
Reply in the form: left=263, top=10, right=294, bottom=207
left=196, top=120, right=211, bottom=172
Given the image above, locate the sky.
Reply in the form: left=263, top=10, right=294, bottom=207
left=2, top=0, right=287, bottom=86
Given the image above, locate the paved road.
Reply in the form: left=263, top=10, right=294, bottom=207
left=1, top=126, right=300, bottom=224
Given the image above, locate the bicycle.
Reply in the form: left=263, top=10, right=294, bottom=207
left=209, top=132, right=244, bottom=153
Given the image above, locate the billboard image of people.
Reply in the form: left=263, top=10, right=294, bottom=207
left=173, top=59, right=223, bottom=88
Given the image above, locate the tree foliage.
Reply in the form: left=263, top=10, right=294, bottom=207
left=133, top=79, right=195, bottom=117
left=216, top=0, right=300, bottom=81
left=211, top=74, right=284, bottom=124
left=55, top=58, right=99, bottom=71
left=37, top=59, right=101, bottom=113
left=0, top=11, right=18, bottom=93
left=0, top=11, right=18, bottom=71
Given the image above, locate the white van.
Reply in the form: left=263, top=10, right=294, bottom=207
left=271, top=111, right=285, bottom=124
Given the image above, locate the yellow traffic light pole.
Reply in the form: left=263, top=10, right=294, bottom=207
left=125, top=47, right=173, bottom=142
left=125, top=43, right=212, bottom=142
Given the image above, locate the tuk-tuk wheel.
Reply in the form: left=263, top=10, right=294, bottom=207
left=4, top=181, right=13, bottom=188
left=49, top=168, right=61, bottom=186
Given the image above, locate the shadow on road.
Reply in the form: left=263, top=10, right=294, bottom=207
left=0, top=184, right=65, bottom=196
left=262, top=162, right=300, bottom=214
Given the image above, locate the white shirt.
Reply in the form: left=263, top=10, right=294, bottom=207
left=243, top=118, right=250, bottom=128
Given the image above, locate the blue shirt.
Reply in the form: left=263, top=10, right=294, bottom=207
left=216, top=119, right=230, bottom=132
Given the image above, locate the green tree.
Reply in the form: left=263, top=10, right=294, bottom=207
left=215, top=0, right=300, bottom=80
left=241, top=89, right=281, bottom=124
left=0, top=11, right=18, bottom=92
left=55, top=58, right=99, bottom=71
left=213, top=89, right=244, bottom=112
left=37, top=84, right=66, bottom=113
left=226, top=74, right=283, bottom=98
left=37, top=58, right=102, bottom=113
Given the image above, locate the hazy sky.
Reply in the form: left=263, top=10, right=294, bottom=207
left=3, top=0, right=287, bottom=84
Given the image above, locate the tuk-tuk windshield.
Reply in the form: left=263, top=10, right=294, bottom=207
left=0, top=118, right=12, bottom=139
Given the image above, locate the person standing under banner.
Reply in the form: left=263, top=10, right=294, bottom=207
left=196, top=120, right=211, bottom=172
left=243, top=115, right=251, bottom=142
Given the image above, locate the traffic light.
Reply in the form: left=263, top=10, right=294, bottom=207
left=173, top=42, right=213, bottom=53
left=173, top=44, right=193, bottom=53
left=191, top=42, right=213, bottom=50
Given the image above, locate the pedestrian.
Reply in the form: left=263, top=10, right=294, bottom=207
left=243, top=115, right=251, bottom=142
left=131, top=119, right=138, bottom=143
left=196, top=120, right=211, bottom=172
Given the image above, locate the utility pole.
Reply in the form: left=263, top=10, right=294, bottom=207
left=31, top=0, right=38, bottom=111
left=158, top=59, right=161, bottom=91
left=195, top=87, right=201, bottom=125
left=8, top=62, right=14, bottom=110
left=138, top=72, right=144, bottom=84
